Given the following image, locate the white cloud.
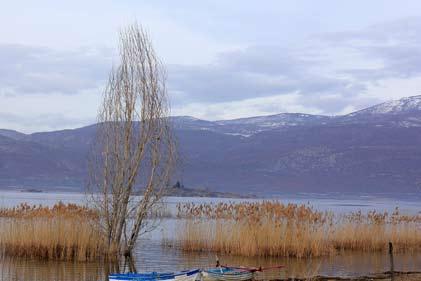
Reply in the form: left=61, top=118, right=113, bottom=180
left=0, top=44, right=112, bottom=95
left=0, top=90, right=101, bottom=133
left=2, top=2, right=421, bottom=131
left=172, top=93, right=322, bottom=120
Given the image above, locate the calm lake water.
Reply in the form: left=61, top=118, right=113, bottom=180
left=0, top=191, right=420, bottom=281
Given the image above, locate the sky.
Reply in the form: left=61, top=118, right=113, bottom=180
left=1, top=0, right=421, bottom=133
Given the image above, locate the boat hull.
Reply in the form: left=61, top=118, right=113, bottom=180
left=109, top=269, right=200, bottom=281
left=202, top=269, right=253, bottom=281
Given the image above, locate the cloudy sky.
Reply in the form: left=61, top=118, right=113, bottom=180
left=1, top=0, right=421, bottom=132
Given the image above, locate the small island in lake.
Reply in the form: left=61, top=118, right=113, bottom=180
left=163, top=181, right=255, bottom=198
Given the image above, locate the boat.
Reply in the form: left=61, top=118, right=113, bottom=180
left=201, top=268, right=254, bottom=281
left=109, top=269, right=200, bottom=281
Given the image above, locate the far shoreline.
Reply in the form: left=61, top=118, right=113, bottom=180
left=1, top=186, right=421, bottom=202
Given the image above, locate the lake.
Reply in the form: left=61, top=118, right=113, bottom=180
left=0, top=191, right=420, bottom=281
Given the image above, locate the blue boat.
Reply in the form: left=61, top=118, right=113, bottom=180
left=109, top=269, right=200, bottom=281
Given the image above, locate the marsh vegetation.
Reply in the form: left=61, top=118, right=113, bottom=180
left=0, top=203, right=105, bottom=261
left=172, top=201, right=421, bottom=258
left=0, top=193, right=421, bottom=280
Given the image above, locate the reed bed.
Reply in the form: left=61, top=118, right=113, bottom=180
left=172, top=201, right=421, bottom=258
left=0, top=202, right=106, bottom=261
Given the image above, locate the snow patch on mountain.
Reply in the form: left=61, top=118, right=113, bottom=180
left=348, top=95, right=421, bottom=116
left=172, top=96, right=421, bottom=136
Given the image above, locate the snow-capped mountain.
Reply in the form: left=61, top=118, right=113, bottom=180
left=214, top=113, right=332, bottom=136
left=170, top=113, right=332, bottom=136
left=340, top=95, right=421, bottom=127
left=171, top=96, right=421, bottom=136
left=348, top=95, right=421, bottom=116
left=2, top=95, right=421, bottom=194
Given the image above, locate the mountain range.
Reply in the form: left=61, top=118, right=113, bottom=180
left=2, top=95, right=421, bottom=195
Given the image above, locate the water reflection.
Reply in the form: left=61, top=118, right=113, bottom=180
left=1, top=239, right=421, bottom=281
left=0, top=257, right=104, bottom=281
left=132, top=239, right=421, bottom=280
left=2, top=245, right=421, bottom=281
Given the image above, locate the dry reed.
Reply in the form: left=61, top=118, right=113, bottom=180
left=173, top=202, right=421, bottom=258
left=0, top=202, right=106, bottom=261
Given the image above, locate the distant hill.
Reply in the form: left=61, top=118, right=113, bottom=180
left=0, top=129, right=27, bottom=140
left=2, top=95, right=421, bottom=195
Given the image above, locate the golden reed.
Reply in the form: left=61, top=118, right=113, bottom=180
left=173, top=201, right=421, bottom=258
left=0, top=202, right=106, bottom=261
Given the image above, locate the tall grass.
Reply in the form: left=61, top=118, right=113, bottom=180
left=0, top=202, right=106, bottom=261
left=173, top=202, right=421, bottom=258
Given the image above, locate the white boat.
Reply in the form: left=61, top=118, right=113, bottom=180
left=201, top=268, right=253, bottom=281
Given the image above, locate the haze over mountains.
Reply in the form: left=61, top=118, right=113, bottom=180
left=1, top=96, right=421, bottom=195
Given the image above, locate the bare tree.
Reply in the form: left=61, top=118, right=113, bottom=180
left=88, top=23, right=175, bottom=258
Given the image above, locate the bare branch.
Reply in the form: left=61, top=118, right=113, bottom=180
left=86, top=23, right=176, bottom=257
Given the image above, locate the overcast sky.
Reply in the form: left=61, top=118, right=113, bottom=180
left=1, top=0, right=421, bottom=132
